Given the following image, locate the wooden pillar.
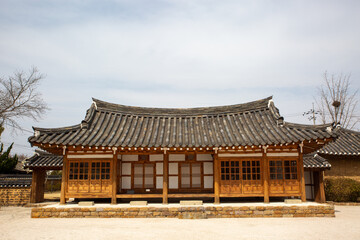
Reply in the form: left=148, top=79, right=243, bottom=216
left=30, top=169, right=46, bottom=203
left=60, top=154, right=67, bottom=205
left=314, top=170, right=326, bottom=203
left=214, top=152, right=220, bottom=204
left=262, top=147, right=269, bottom=203
left=38, top=170, right=46, bottom=202
left=30, top=169, right=38, bottom=203
left=162, top=151, right=169, bottom=204
left=299, top=148, right=306, bottom=202
left=111, top=149, right=118, bottom=205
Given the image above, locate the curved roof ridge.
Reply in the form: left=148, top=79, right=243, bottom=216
left=284, top=122, right=334, bottom=129
left=32, top=124, right=81, bottom=133
left=92, top=96, right=273, bottom=116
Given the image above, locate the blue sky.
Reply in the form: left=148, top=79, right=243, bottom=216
left=1, top=0, right=359, bottom=155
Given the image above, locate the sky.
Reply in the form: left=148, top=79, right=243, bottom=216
left=1, top=0, right=359, bottom=156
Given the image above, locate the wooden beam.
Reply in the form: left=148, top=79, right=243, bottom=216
left=214, top=152, right=220, bottom=204
left=111, top=150, right=118, bottom=204
left=299, top=149, right=306, bottom=202
left=60, top=154, right=68, bottom=205
left=162, top=151, right=169, bottom=204
left=262, top=147, right=269, bottom=203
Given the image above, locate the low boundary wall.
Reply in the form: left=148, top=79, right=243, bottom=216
left=0, top=187, right=31, bottom=206
left=31, top=204, right=335, bottom=218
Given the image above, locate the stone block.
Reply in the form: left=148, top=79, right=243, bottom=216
left=178, top=212, right=207, bottom=219
left=285, top=199, right=302, bottom=204
left=78, top=201, right=94, bottom=206
left=179, top=200, right=203, bottom=206
left=130, top=201, right=148, bottom=206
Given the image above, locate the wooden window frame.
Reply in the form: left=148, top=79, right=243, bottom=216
left=132, top=162, right=156, bottom=190
left=179, top=162, right=203, bottom=189
left=269, top=159, right=298, bottom=181
left=220, top=159, right=261, bottom=182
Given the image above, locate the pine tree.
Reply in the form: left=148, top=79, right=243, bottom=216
left=0, top=125, right=18, bottom=173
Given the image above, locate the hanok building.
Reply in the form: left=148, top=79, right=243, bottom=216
left=317, top=129, right=360, bottom=180
left=28, top=97, right=337, bottom=204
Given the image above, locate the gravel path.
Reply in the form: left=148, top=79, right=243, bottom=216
left=0, top=206, right=359, bottom=240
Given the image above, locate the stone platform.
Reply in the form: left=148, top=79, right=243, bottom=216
left=31, top=202, right=335, bottom=218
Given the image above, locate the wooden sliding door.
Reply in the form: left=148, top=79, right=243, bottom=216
left=219, top=158, right=263, bottom=196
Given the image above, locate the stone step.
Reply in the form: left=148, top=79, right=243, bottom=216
left=284, top=199, right=302, bottom=204
left=78, top=201, right=94, bottom=206
left=179, top=200, right=203, bottom=206
left=130, top=201, right=148, bottom=206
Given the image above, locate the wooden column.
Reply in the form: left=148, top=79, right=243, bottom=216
left=318, top=170, right=326, bottom=203
left=30, top=169, right=38, bottom=203
left=162, top=151, right=169, bottom=204
left=30, top=169, right=46, bottom=203
left=111, top=149, right=118, bottom=205
left=60, top=154, right=67, bottom=205
left=214, top=152, right=220, bottom=204
left=262, top=147, right=269, bottom=203
left=38, top=170, right=46, bottom=202
left=299, top=146, right=306, bottom=202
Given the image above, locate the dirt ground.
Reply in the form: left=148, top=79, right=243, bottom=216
left=0, top=206, right=359, bottom=240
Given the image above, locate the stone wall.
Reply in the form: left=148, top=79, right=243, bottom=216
left=0, top=187, right=31, bottom=206
left=31, top=205, right=335, bottom=218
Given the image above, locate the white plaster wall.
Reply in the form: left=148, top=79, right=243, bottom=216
left=122, top=163, right=131, bottom=175
left=197, top=154, right=213, bottom=161
left=122, top=155, right=138, bottom=161
left=150, top=154, right=163, bottom=161
left=121, top=176, right=131, bottom=189
left=156, top=177, right=163, bottom=189
left=156, top=163, right=163, bottom=175
left=203, top=162, right=213, bottom=174
left=169, top=176, right=178, bottom=189
left=169, top=163, right=178, bottom=174
left=204, top=176, right=213, bottom=189
left=169, top=154, right=185, bottom=161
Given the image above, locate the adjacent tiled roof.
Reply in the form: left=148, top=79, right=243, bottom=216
left=303, top=153, right=331, bottom=169
left=0, top=174, right=32, bottom=187
left=29, top=97, right=336, bottom=148
left=317, top=128, right=360, bottom=156
left=24, top=150, right=63, bottom=169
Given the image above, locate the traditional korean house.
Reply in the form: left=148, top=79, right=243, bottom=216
left=28, top=97, right=337, bottom=204
left=317, top=129, right=360, bottom=180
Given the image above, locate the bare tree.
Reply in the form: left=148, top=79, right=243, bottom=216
left=0, top=67, right=49, bottom=131
left=315, top=72, right=359, bottom=129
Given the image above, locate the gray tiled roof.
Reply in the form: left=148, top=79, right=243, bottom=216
left=24, top=150, right=63, bottom=169
left=29, top=97, right=336, bottom=148
left=303, top=153, right=331, bottom=169
left=317, top=129, right=360, bottom=156
left=0, top=174, right=32, bottom=187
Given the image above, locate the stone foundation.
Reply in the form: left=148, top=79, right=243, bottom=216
left=31, top=204, right=335, bottom=218
left=0, top=187, right=31, bottom=206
